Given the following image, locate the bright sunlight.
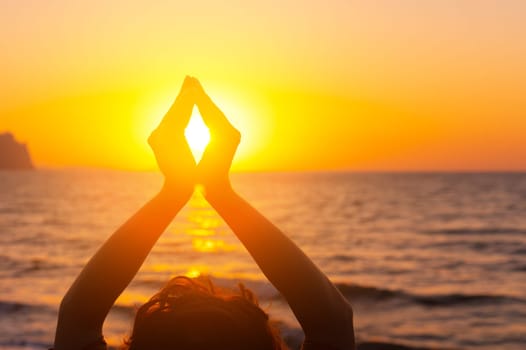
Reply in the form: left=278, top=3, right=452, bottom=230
left=185, top=108, right=210, bottom=161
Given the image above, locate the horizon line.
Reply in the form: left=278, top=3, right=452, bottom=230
left=20, top=165, right=526, bottom=175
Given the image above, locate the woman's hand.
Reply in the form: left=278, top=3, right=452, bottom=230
left=192, top=78, right=241, bottom=199
left=149, top=76, right=197, bottom=201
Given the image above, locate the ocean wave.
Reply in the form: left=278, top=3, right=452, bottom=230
left=0, top=206, right=21, bottom=214
left=0, top=300, right=55, bottom=314
left=511, top=264, right=526, bottom=272
left=337, top=283, right=398, bottom=300
left=511, top=247, right=526, bottom=255
left=425, top=239, right=526, bottom=255
left=335, top=283, right=525, bottom=307
left=0, top=254, right=19, bottom=271
left=356, top=341, right=437, bottom=350
left=0, top=340, right=52, bottom=349
left=409, top=293, right=524, bottom=307
left=421, top=227, right=526, bottom=235
left=330, top=254, right=356, bottom=262
left=0, top=253, right=68, bottom=279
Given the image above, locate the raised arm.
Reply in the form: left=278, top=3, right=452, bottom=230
left=194, top=79, right=355, bottom=349
left=53, top=77, right=197, bottom=349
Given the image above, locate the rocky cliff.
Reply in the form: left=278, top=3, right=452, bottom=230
left=0, top=132, right=35, bottom=169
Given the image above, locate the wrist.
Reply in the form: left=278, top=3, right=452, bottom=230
left=203, top=183, right=237, bottom=205
left=158, top=182, right=194, bottom=206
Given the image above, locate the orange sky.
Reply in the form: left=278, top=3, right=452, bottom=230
left=1, top=0, right=525, bottom=171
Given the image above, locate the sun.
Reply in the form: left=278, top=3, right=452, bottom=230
left=185, top=108, right=210, bottom=161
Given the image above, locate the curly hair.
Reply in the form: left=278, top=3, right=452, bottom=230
left=123, top=276, right=288, bottom=350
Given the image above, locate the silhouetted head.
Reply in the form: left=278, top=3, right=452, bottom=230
left=125, top=276, right=287, bottom=350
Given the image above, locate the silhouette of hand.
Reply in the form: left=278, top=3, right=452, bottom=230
left=193, top=78, right=241, bottom=198
left=148, top=76, right=197, bottom=200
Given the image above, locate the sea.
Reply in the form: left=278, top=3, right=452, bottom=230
left=1, top=170, right=525, bottom=350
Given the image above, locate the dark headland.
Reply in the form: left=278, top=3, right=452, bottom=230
left=0, top=132, right=34, bottom=170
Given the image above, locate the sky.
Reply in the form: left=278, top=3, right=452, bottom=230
left=1, top=0, right=525, bottom=171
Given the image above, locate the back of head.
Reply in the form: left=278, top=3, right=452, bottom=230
left=125, top=276, right=287, bottom=350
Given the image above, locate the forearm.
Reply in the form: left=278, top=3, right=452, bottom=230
left=207, top=188, right=354, bottom=342
left=55, top=187, right=186, bottom=347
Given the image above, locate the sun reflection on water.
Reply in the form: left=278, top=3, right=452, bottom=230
left=154, top=190, right=247, bottom=281
left=192, top=238, right=237, bottom=253
left=185, top=267, right=204, bottom=278
left=186, top=227, right=216, bottom=236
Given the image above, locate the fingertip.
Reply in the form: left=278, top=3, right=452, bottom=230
left=189, top=77, right=199, bottom=89
left=193, top=78, right=204, bottom=90
left=181, top=75, right=193, bottom=90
